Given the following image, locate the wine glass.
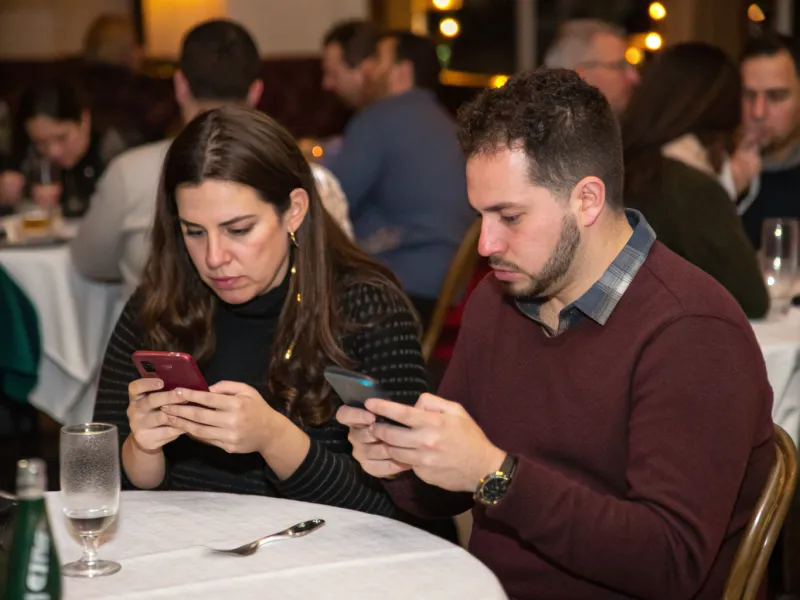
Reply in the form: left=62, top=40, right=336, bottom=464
left=761, top=218, right=799, bottom=319
left=60, top=423, right=121, bottom=577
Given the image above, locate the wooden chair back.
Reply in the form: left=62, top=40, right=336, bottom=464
left=723, top=424, right=798, bottom=600
left=421, top=219, right=481, bottom=362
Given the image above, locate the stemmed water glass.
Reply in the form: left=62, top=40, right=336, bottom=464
left=761, top=218, right=799, bottom=319
left=60, top=423, right=121, bottom=577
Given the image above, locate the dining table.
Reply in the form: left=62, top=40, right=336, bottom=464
left=0, top=216, right=121, bottom=424
left=46, top=490, right=507, bottom=600
left=751, top=308, right=800, bottom=447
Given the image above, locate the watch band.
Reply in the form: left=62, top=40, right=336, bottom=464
left=499, top=453, right=517, bottom=477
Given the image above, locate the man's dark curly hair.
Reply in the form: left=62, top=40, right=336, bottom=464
left=457, top=68, right=625, bottom=210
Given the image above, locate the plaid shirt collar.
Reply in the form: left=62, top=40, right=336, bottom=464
left=516, top=209, right=655, bottom=336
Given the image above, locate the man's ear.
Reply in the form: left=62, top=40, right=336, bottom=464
left=571, top=176, right=607, bottom=227
left=174, top=70, right=191, bottom=105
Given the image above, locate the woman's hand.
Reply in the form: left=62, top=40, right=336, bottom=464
left=160, top=381, right=285, bottom=455
left=127, top=378, right=185, bottom=452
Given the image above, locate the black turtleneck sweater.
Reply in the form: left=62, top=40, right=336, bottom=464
left=92, top=276, right=428, bottom=516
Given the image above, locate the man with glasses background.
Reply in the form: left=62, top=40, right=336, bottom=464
left=544, top=19, right=640, bottom=115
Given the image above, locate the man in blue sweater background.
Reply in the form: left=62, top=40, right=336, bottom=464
left=327, top=31, right=474, bottom=326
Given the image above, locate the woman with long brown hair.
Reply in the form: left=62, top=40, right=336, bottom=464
left=92, top=105, right=427, bottom=516
left=621, top=42, right=768, bottom=318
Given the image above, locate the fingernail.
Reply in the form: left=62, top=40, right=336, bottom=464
left=175, top=388, right=183, bottom=396
left=152, top=380, right=163, bottom=389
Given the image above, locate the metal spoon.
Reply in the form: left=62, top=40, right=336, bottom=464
left=208, top=519, right=325, bottom=556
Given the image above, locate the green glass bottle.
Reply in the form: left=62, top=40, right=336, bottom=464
left=3, top=459, right=62, bottom=600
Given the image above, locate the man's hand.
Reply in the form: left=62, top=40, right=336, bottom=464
left=730, top=128, right=763, bottom=194
left=336, top=404, right=412, bottom=478
left=365, top=393, right=506, bottom=492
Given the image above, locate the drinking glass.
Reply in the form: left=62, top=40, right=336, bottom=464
left=28, top=155, right=60, bottom=184
left=18, top=202, right=55, bottom=237
left=60, top=423, right=121, bottom=577
left=761, top=218, right=799, bottom=318
left=17, top=155, right=61, bottom=229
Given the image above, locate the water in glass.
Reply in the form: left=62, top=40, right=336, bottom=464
left=60, top=422, right=121, bottom=577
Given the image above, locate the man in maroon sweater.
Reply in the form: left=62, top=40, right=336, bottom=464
left=337, top=69, right=775, bottom=599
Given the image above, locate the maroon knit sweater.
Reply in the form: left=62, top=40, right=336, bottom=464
left=385, top=242, right=774, bottom=600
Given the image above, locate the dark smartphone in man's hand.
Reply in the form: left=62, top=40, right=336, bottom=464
left=324, top=366, right=408, bottom=427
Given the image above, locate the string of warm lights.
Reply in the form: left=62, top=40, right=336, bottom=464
left=428, top=0, right=507, bottom=88
left=434, top=0, right=763, bottom=87
left=627, top=2, right=767, bottom=66
left=624, top=2, right=665, bottom=66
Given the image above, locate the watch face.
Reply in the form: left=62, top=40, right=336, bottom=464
left=481, top=475, right=509, bottom=504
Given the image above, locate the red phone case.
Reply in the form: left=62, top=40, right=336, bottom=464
left=131, top=351, right=209, bottom=392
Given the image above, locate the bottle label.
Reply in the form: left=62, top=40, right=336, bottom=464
left=3, top=497, right=61, bottom=600
left=23, top=521, right=52, bottom=599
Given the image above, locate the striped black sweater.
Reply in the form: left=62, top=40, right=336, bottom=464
left=93, top=276, right=428, bottom=517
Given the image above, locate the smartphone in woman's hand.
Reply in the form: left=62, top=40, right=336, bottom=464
left=131, top=351, right=209, bottom=392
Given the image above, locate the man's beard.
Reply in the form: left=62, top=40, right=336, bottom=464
left=489, top=212, right=581, bottom=299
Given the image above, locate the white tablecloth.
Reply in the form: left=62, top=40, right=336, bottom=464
left=752, top=309, right=800, bottom=446
left=45, top=491, right=506, bottom=600
left=0, top=244, right=121, bottom=423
